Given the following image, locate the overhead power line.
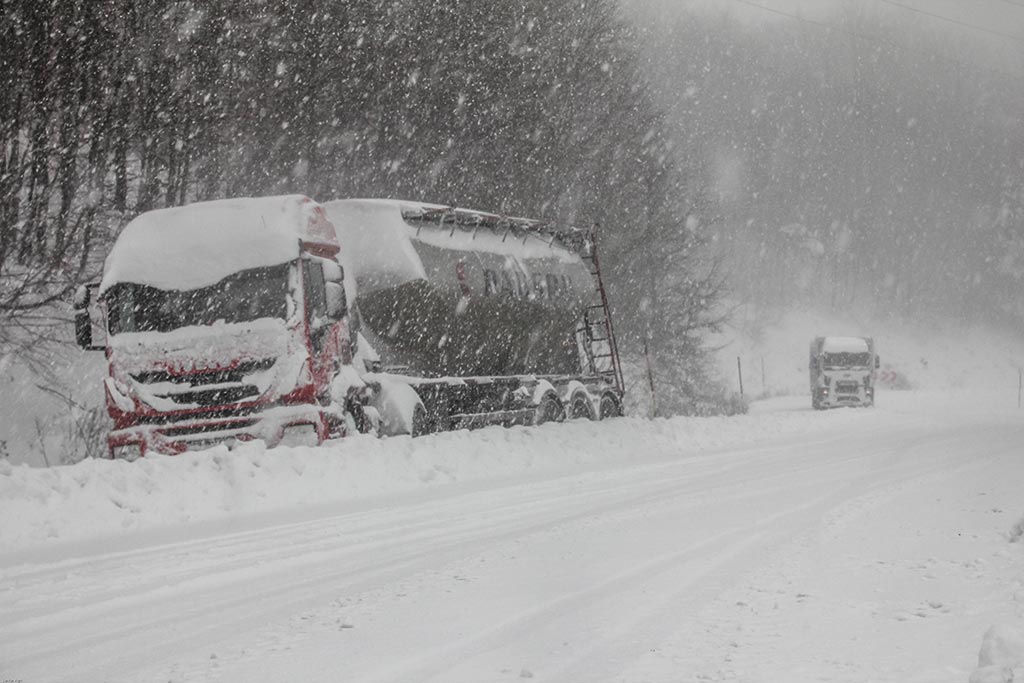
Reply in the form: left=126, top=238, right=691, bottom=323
left=728, top=0, right=1024, bottom=81
left=731, top=0, right=838, bottom=30
left=878, top=0, right=1024, bottom=46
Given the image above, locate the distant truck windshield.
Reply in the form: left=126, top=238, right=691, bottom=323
left=822, top=351, right=872, bottom=369
left=105, top=263, right=290, bottom=335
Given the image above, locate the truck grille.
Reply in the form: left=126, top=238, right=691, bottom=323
left=160, top=418, right=258, bottom=437
left=835, top=381, right=860, bottom=394
left=167, top=386, right=261, bottom=406
left=132, top=358, right=275, bottom=407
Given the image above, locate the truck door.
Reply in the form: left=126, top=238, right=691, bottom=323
left=304, top=259, right=336, bottom=390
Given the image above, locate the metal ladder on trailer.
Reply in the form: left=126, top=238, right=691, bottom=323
left=577, top=225, right=625, bottom=394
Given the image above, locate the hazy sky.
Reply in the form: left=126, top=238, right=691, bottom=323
left=636, top=0, right=1024, bottom=71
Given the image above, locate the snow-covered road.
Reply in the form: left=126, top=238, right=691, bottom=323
left=2, top=392, right=1023, bottom=682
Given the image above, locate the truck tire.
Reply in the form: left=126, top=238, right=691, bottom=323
left=598, top=392, right=622, bottom=420
left=410, top=402, right=430, bottom=437
left=347, top=400, right=376, bottom=434
left=532, top=393, right=564, bottom=426
left=566, top=390, right=595, bottom=421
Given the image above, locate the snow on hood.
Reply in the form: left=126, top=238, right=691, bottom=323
left=108, top=318, right=294, bottom=375
left=100, top=195, right=334, bottom=294
left=107, top=318, right=307, bottom=409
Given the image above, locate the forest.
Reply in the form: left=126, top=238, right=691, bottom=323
left=1, top=0, right=1023, bottom=462
left=0, top=0, right=718, bottom=427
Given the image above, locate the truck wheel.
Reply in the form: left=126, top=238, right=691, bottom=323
left=533, top=393, right=564, bottom=425
left=410, top=402, right=429, bottom=437
left=347, top=400, right=376, bottom=434
left=598, top=393, right=622, bottom=420
left=566, top=391, right=594, bottom=421
left=325, top=409, right=347, bottom=439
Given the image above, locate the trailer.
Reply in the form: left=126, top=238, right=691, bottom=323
left=323, top=199, right=624, bottom=435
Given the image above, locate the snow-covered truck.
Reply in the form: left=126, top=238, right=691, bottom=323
left=808, top=336, right=879, bottom=409
left=75, top=196, right=623, bottom=457
left=74, top=195, right=358, bottom=458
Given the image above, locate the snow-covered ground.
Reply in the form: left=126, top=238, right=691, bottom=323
left=2, top=310, right=1024, bottom=682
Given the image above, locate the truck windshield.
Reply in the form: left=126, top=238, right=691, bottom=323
left=105, top=263, right=290, bottom=335
left=822, top=351, right=871, bottom=369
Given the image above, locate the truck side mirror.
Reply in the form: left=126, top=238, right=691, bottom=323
left=75, top=311, right=93, bottom=349
left=875, top=356, right=880, bottom=369
left=325, top=281, right=347, bottom=320
left=74, top=283, right=104, bottom=351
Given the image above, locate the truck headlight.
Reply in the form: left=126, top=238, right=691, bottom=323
left=279, top=424, right=320, bottom=448
left=112, top=443, right=143, bottom=461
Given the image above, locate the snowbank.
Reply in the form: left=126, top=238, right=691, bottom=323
left=971, top=624, right=1024, bottom=683
left=0, top=407, right=871, bottom=551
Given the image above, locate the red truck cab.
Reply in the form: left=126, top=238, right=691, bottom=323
left=75, top=196, right=358, bottom=457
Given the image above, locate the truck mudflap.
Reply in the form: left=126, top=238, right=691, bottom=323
left=106, top=403, right=346, bottom=458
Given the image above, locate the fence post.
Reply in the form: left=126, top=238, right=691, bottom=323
left=737, top=356, right=744, bottom=397
left=644, top=337, right=657, bottom=418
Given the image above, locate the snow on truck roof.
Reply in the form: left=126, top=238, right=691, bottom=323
left=322, top=200, right=429, bottom=295
left=326, top=199, right=587, bottom=261
left=323, top=198, right=586, bottom=296
left=821, top=336, right=871, bottom=353
left=100, top=195, right=336, bottom=293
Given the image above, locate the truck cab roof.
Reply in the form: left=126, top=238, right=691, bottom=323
left=100, top=195, right=337, bottom=294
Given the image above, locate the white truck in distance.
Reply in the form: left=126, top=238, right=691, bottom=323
left=809, top=336, right=879, bottom=409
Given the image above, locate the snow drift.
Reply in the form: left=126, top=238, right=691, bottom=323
left=0, top=407, right=870, bottom=551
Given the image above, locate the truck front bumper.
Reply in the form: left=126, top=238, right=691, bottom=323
left=107, top=404, right=341, bottom=457
left=815, top=385, right=874, bottom=408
